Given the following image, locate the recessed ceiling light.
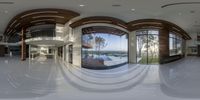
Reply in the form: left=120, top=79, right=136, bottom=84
left=131, top=9, right=135, bottom=11
left=4, top=10, right=8, bottom=13
left=79, top=4, right=85, bottom=7
left=190, top=10, right=195, bottom=14
left=112, top=4, right=121, bottom=7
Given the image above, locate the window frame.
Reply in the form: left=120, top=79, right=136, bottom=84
left=169, top=32, right=183, bottom=56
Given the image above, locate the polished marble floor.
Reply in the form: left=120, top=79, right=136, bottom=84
left=0, top=56, right=200, bottom=100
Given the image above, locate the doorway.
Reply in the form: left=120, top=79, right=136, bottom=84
left=29, top=45, right=55, bottom=61
left=136, top=30, right=159, bottom=64
left=68, top=45, right=73, bottom=64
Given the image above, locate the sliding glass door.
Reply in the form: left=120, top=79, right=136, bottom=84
left=136, top=30, right=159, bottom=64
left=136, top=33, right=148, bottom=64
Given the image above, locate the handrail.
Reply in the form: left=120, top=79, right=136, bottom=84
left=25, top=37, right=64, bottom=43
left=0, top=37, right=64, bottom=46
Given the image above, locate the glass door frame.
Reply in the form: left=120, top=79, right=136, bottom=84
left=136, top=29, right=159, bottom=64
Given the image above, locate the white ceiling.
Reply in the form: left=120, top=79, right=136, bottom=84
left=1, top=0, right=200, bottom=35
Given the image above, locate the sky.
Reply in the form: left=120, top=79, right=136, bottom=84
left=83, top=33, right=128, bottom=51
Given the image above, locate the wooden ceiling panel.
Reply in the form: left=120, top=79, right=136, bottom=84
left=70, top=16, right=128, bottom=30
left=71, top=17, right=191, bottom=40
left=4, top=8, right=80, bottom=37
left=4, top=8, right=191, bottom=40
left=127, top=19, right=191, bottom=40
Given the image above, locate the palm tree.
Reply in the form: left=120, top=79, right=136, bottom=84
left=95, top=36, right=107, bottom=56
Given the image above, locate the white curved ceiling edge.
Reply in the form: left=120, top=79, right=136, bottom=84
left=0, top=0, right=200, bottom=35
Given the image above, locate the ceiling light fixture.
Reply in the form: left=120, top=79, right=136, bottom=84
left=34, top=22, right=46, bottom=25
left=4, top=10, right=8, bottom=13
left=79, top=4, right=85, bottom=7
left=14, top=23, right=20, bottom=28
left=32, top=15, right=65, bottom=19
left=30, top=19, right=55, bottom=23
left=190, top=10, right=195, bottom=14
left=131, top=9, right=135, bottom=11
left=21, top=11, right=58, bottom=18
left=112, top=4, right=121, bottom=7
left=0, top=2, right=14, bottom=4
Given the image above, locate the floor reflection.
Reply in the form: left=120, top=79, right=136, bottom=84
left=0, top=56, right=57, bottom=99
left=0, top=56, right=200, bottom=100
left=59, top=62, right=149, bottom=92
left=159, top=56, right=200, bottom=98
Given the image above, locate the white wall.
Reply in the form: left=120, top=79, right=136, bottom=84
left=56, top=24, right=65, bottom=38
left=58, top=20, right=82, bottom=67
left=71, top=27, right=82, bottom=67
left=187, top=32, right=197, bottom=47
left=61, top=21, right=75, bottom=64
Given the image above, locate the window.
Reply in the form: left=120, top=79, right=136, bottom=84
left=136, top=30, right=159, bottom=64
left=82, top=27, right=128, bottom=69
left=169, top=32, right=182, bottom=56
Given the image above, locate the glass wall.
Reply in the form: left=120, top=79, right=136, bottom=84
left=29, top=29, right=55, bottom=38
left=27, top=25, right=56, bottom=39
left=30, top=46, right=55, bottom=60
left=82, top=30, right=128, bottom=69
left=169, top=32, right=182, bottom=56
left=136, top=30, right=159, bottom=64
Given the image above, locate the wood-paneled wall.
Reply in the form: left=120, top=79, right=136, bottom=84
left=0, top=45, right=5, bottom=57
left=159, top=28, right=184, bottom=64
left=159, top=28, right=170, bottom=64
left=21, top=29, right=26, bottom=61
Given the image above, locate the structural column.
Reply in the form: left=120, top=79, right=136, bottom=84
left=129, top=31, right=137, bottom=64
left=21, top=28, right=26, bottom=61
left=159, top=28, right=169, bottom=64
